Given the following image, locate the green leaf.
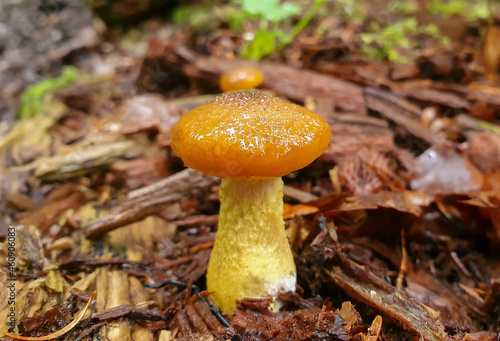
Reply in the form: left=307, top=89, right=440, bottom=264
left=369, top=21, right=381, bottom=31
left=399, top=37, right=413, bottom=49
left=359, top=33, right=374, bottom=44
left=240, top=29, right=276, bottom=60
left=275, top=28, right=292, bottom=47
left=269, top=2, right=300, bottom=22
left=238, top=0, right=327, bottom=59
left=241, top=0, right=299, bottom=22
left=400, top=17, right=417, bottom=32
left=361, top=45, right=385, bottom=61
left=423, top=23, right=439, bottom=37
left=439, top=35, right=451, bottom=45
left=241, top=0, right=279, bottom=17
left=472, top=1, right=490, bottom=19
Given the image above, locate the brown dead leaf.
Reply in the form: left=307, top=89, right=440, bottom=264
left=283, top=203, right=319, bottom=220
left=19, top=192, right=86, bottom=232
left=306, top=191, right=430, bottom=217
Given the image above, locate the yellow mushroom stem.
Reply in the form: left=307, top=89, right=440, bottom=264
left=207, top=177, right=297, bottom=316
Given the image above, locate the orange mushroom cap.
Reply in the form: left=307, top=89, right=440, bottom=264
left=219, top=67, right=264, bottom=92
left=171, top=90, right=331, bottom=178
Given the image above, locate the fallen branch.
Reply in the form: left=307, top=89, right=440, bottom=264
left=84, top=169, right=219, bottom=239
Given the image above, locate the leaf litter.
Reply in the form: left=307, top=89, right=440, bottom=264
left=1, top=1, right=500, bottom=341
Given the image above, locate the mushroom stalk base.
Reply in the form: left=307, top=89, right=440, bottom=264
left=207, top=177, right=296, bottom=316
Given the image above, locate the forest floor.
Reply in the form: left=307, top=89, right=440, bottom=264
left=1, top=1, right=500, bottom=340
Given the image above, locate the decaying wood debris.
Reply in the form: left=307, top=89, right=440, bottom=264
left=1, top=1, right=500, bottom=341
left=84, top=169, right=219, bottom=239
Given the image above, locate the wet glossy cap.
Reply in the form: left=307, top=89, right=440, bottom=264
left=219, top=67, right=264, bottom=92
left=171, top=90, right=331, bottom=178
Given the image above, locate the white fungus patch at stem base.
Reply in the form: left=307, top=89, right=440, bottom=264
left=207, top=177, right=297, bottom=316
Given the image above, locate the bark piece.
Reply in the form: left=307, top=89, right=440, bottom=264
left=404, top=87, right=469, bottom=109
left=192, top=301, right=224, bottom=332
left=228, top=309, right=349, bottom=341
left=108, top=155, right=170, bottom=191
left=322, top=118, right=395, bottom=160
left=185, top=304, right=210, bottom=334
left=364, top=87, right=443, bottom=145
left=92, top=305, right=134, bottom=321
left=390, top=64, right=420, bottom=80
left=175, top=309, right=193, bottom=337
left=405, top=270, right=483, bottom=332
left=325, top=267, right=447, bottom=341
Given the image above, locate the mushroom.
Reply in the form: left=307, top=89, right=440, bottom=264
left=171, top=90, right=331, bottom=316
left=219, top=67, right=264, bottom=92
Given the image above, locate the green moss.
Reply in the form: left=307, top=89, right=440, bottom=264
left=18, top=66, right=78, bottom=119
left=360, top=18, right=451, bottom=63
left=428, top=0, right=490, bottom=19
